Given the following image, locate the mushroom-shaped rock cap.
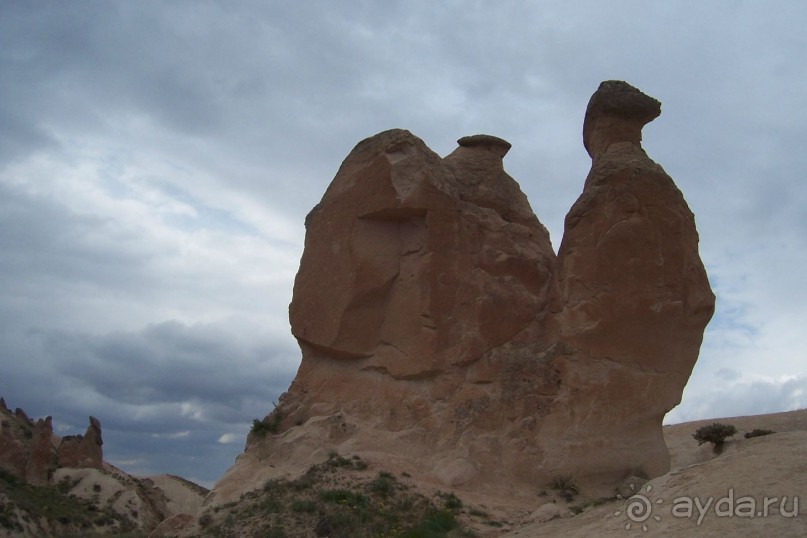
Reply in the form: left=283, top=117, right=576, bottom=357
left=457, top=134, right=512, bottom=158
left=583, top=80, right=661, bottom=159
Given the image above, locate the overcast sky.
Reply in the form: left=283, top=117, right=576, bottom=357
left=1, top=1, right=805, bottom=487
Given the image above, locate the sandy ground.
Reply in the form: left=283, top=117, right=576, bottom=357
left=500, top=409, right=807, bottom=537
left=146, top=474, right=207, bottom=515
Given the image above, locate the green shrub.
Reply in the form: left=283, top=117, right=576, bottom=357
left=437, top=491, right=462, bottom=511
left=325, top=449, right=364, bottom=469
left=266, top=409, right=284, bottom=433
left=251, top=419, right=270, bottom=436
left=744, top=428, right=775, bottom=439
left=326, top=451, right=351, bottom=467
left=369, top=472, right=396, bottom=497
left=693, top=423, right=737, bottom=453
left=198, top=512, right=213, bottom=527
left=550, top=475, right=579, bottom=502
left=251, top=407, right=284, bottom=437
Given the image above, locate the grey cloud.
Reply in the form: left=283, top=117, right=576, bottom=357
left=1, top=318, right=297, bottom=484
left=43, top=320, right=296, bottom=409
left=0, top=182, right=155, bottom=293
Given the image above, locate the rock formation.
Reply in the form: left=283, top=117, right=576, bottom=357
left=0, top=399, right=207, bottom=536
left=211, top=80, right=715, bottom=505
left=0, top=398, right=103, bottom=485
left=57, top=415, right=104, bottom=469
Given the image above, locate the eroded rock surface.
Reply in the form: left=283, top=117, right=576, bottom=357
left=0, top=399, right=102, bottom=485
left=288, top=129, right=555, bottom=379
left=57, top=415, right=104, bottom=469
left=211, top=80, right=715, bottom=508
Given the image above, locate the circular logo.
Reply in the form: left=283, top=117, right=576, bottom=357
left=614, top=484, right=663, bottom=532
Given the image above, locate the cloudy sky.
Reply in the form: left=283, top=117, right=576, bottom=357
left=1, top=1, right=805, bottom=486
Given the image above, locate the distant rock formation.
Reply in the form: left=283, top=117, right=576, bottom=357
left=57, top=415, right=104, bottom=469
left=0, top=397, right=103, bottom=485
left=0, top=398, right=207, bottom=536
left=211, top=80, right=715, bottom=505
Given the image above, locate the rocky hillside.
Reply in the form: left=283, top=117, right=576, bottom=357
left=154, top=409, right=807, bottom=537
left=0, top=399, right=207, bottom=537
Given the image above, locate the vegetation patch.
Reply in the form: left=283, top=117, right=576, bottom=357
left=252, top=402, right=286, bottom=436
left=197, top=452, right=473, bottom=537
left=0, top=468, right=137, bottom=535
left=550, top=474, right=580, bottom=502
left=693, top=423, right=737, bottom=453
left=744, top=428, right=775, bottom=439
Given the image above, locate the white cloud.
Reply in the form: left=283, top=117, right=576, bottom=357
left=152, top=431, right=191, bottom=440
left=668, top=374, right=807, bottom=424
left=217, top=433, right=239, bottom=444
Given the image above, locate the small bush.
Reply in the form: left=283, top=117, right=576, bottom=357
left=198, top=512, right=213, bottom=527
left=326, top=450, right=353, bottom=468
left=55, top=475, right=77, bottom=494
left=251, top=407, right=284, bottom=437
left=266, top=410, right=284, bottom=433
left=550, top=475, right=579, bottom=502
left=437, top=491, right=462, bottom=511
left=325, top=450, right=367, bottom=470
left=693, top=423, right=737, bottom=453
left=251, top=419, right=270, bottom=436
left=744, top=429, right=775, bottom=439
left=369, top=472, right=396, bottom=497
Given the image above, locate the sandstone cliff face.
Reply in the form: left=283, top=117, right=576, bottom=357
left=289, top=130, right=555, bottom=380
left=212, top=80, right=715, bottom=505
